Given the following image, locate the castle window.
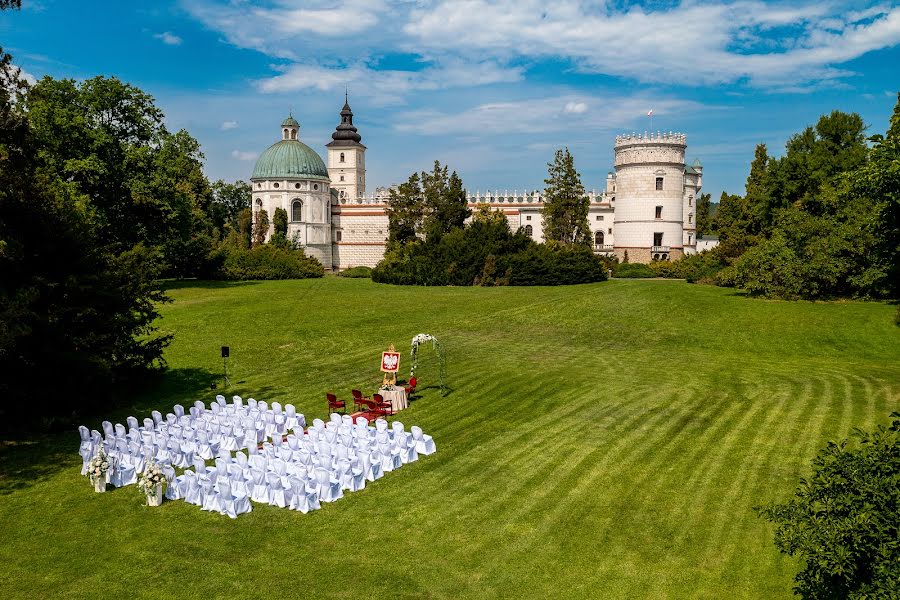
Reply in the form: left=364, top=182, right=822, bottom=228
left=688, top=213, right=693, bottom=224
left=526, top=215, right=531, bottom=221
left=608, top=228, right=612, bottom=234
left=525, top=225, right=533, bottom=237
left=340, top=175, right=344, bottom=182
left=313, top=184, right=319, bottom=191
left=688, top=233, right=693, bottom=244
left=295, top=183, right=301, bottom=189
left=290, top=130, right=296, bottom=140
left=283, top=129, right=288, bottom=138
left=654, top=232, right=664, bottom=246
left=255, top=198, right=262, bottom=208
left=689, top=195, right=693, bottom=206
left=655, top=206, right=662, bottom=219
left=596, top=215, right=604, bottom=221
left=655, top=177, right=663, bottom=191
left=340, top=153, right=345, bottom=163
left=273, top=182, right=279, bottom=189
left=595, top=231, right=604, bottom=246
left=257, top=183, right=262, bottom=189
left=336, top=230, right=342, bottom=242
left=291, top=200, right=302, bottom=222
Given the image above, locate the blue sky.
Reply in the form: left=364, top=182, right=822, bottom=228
left=3, top=1, right=899, bottom=199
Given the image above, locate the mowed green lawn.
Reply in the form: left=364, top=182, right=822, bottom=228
left=1, top=278, right=898, bottom=598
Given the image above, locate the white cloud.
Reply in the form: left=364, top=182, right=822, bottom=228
left=231, top=150, right=258, bottom=161
left=154, top=31, right=183, bottom=46
left=564, top=101, right=587, bottom=114
left=256, top=60, right=523, bottom=105
left=221, top=120, right=239, bottom=130
left=395, top=95, right=708, bottom=136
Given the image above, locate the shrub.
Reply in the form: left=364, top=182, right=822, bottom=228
left=372, top=219, right=606, bottom=286
left=338, top=266, right=373, bottom=278
left=206, top=245, right=324, bottom=280
left=756, top=413, right=900, bottom=599
left=614, top=263, right=655, bottom=278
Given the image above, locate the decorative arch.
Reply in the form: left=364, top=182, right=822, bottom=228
left=291, top=199, right=303, bottom=222
left=525, top=224, right=533, bottom=237
left=595, top=230, right=604, bottom=246
left=410, top=334, right=447, bottom=396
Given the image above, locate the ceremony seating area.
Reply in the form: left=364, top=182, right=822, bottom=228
left=78, top=395, right=436, bottom=518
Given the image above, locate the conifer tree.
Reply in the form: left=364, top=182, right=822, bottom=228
left=542, top=148, right=590, bottom=245
left=386, top=172, right=424, bottom=249
left=252, top=208, right=269, bottom=247
left=695, top=192, right=713, bottom=236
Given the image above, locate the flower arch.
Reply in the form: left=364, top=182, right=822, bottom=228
left=410, top=334, right=447, bottom=396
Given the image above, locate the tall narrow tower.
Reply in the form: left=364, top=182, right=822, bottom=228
left=326, top=93, right=366, bottom=202
left=612, top=132, right=688, bottom=262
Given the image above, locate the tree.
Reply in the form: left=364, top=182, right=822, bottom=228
left=271, top=207, right=289, bottom=247
left=210, top=179, right=251, bottom=232
left=713, top=192, right=757, bottom=259
left=23, top=75, right=215, bottom=275
left=745, top=143, right=773, bottom=230
left=756, top=413, right=900, bottom=599
left=542, top=148, right=590, bottom=245
left=0, top=46, right=170, bottom=427
left=386, top=172, right=424, bottom=249
left=695, top=192, right=712, bottom=237
left=252, top=208, right=269, bottom=247
left=421, top=160, right=470, bottom=239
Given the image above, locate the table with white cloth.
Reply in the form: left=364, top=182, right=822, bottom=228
left=378, top=386, right=408, bottom=413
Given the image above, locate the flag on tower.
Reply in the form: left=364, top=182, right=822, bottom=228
left=647, top=109, right=653, bottom=116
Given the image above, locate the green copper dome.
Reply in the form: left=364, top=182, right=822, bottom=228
left=281, top=115, right=299, bottom=128
left=251, top=139, right=329, bottom=181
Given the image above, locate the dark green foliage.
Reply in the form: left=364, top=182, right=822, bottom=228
left=252, top=208, right=269, bottom=247
left=271, top=207, right=289, bottom=247
left=386, top=172, right=424, bottom=248
left=647, top=249, right=728, bottom=283
left=695, top=192, right=713, bottom=236
left=756, top=413, right=900, bottom=599
left=542, top=148, right=591, bottom=246
left=715, top=192, right=759, bottom=259
left=421, top=161, right=470, bottom=239
left=373, top=216, right=605, bottom=286
left=206, top=245, right=324, bottom=280
left=337, top=265, right=372, bottom=278
left=614, top=263, right=656, bottom=278
left=209, top=179, right=250, bottom=232
left=0, top=51, right=169, bottom=428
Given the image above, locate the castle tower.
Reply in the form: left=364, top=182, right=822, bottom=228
left=612, top=132, right=689, bottom=262
left=326, top=93, right=366, bottom=203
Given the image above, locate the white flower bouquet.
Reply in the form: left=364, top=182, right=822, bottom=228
left=87, top=449, right=111, bottom=483
left=137, top=461, right=166, bottom=502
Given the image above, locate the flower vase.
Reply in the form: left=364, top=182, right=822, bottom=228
left=147, top=484, right=163, bottom=507
left=93, top=478, right=106, bottom=493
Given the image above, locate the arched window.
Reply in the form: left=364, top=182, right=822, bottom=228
left=595, top=230, right=604, bottom=246
left=340, top=152, right=345, bottom=163
left=255, top=198, right=262, bottom=208
left=525, top=224, right=533, bottom=237
left=290, top=129, right=296, bottom=140
left=283, top=129, right=288, bottom=139
left=291, top=199, right=303, bottom=222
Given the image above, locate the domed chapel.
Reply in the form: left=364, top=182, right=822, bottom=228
left=250, top=97, right=709, bottom=271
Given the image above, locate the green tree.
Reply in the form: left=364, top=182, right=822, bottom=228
left=421, top=160, right=470, bottom=239
left=386, top=173, right=424, bottom=249
left=271, top=206, right=289, bottom=248
left=210, top=179, right=251, bottom=232
left=0, top=46, right=170, bottom=427
left=542, top=148, right=590, bottom=245
left=695, top=192, right=712, bottom=237
left=23, top=76, right=214, bottom=275
left=713, top=192, right=757, bottom=259
left=252, top=208, right=269, bottom=247
left=756, top=413, right=900, bottom=599
left=745, top=143, right=773, bottom=230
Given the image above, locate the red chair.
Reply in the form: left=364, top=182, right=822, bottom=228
left=404, top=377, right=417, bottom=398
left=351, top=389, right=369, bottom=413
left=373, top=393, right=392, bottom=417
left=326, top=393, right=346, bottom=414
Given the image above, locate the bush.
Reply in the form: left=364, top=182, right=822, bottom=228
left=372, top=219, right=606, bottom=286
left=756, top=413, right=900, bottom=599
left=645, top=250, right=729, bottom=283
left=206, top=245, right=324, bottom=280
left=614, top=263, right=655, bottom=278
left=339, top=266, right=373, bottom=278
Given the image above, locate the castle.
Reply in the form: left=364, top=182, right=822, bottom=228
left=250, top=98, right=709, bottom=270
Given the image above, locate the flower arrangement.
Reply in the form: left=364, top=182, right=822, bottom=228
left=410, top=333, right=447, bottom=395
left=87, top=448, right=111, bottom=483
left=137, top=461, right=166, bottom=501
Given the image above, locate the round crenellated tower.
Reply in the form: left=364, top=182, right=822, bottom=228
left=612, top=132, right=687, bottom=262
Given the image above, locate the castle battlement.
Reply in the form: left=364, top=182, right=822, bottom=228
left=615, top=132, right=686, bottom=147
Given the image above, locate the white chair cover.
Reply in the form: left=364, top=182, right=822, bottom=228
left=411, top=426, right=436, bottom=455
left=249, top=469, right=269, bottom=503
left=314, top=467, right=343, bottom=502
